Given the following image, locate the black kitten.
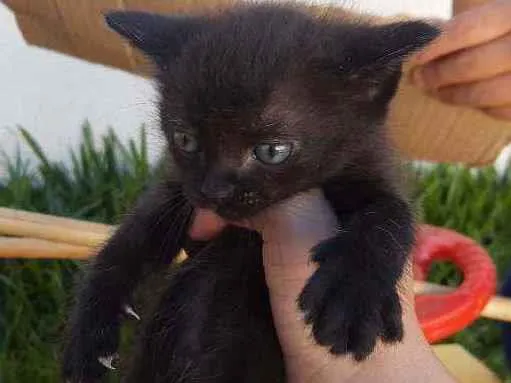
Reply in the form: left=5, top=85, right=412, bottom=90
left=62, top=4, right=439, bottom=382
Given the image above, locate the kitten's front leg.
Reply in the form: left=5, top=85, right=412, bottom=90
left=298, top=184, right=414, bottom=361
left=62, top=181, right=192, bottom=382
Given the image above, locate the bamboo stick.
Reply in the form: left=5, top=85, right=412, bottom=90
left=0, top=237, right=93, bottom=259
left=0, top=216, right=111, bottom=247
left=414, top=280, right=453, bottom=294
left=0, top=207, right=112, bottom=234
left=0, top=234, right=187, bottom=262
left=480, top=295, right=511, bottom=323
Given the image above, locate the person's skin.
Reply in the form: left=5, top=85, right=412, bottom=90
left=409, top=0, right=511, bottom=121
left=190, top=190, right=456, bottom=383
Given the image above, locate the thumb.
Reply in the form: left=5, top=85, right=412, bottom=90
left=257, top=191, right=346, bottom=380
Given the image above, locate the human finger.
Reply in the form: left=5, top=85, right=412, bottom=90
left=411, top=32, right=511, bottom=89
left=433, top=72, right=511, bottom=108
left=410, top=0, right=511, bottom=66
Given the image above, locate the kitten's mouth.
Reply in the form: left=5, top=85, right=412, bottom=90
left=188, top=194, right=262, bottom=221
left=189, top=208, right=251, bottom=241
left=189, top=209, right=227, bottom=240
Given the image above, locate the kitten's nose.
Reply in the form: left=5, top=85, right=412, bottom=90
left=200, top=178, right=235, bottom=200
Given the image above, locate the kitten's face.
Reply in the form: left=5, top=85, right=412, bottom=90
left=162, top=82, right=350, bottom=220
left=106, top=6, right=439, bottom=220
left=167, top=116, right=312, bottom=220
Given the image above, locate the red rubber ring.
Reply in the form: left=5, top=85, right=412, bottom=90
left=413, top=224, right=496, bottom=343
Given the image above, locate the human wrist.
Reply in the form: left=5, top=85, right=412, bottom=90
left=300, top=294, right=455, bottom=383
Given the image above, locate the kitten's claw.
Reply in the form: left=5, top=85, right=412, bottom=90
left=98, top=354, right=118, bottom=370
left=123, top=304, right=141, bottom=321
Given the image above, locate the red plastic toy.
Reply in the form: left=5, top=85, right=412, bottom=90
left=413, top=224, right=497, bottom=343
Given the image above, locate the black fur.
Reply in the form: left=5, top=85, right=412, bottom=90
left=126, top=228, right=284, bottom=383
left=63, top=4, right=439, bottom=382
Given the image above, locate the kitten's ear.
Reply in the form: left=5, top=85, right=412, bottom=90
left=342, top=20, right=441, bottom=102
left=357, top=21, right=441, bottom=69
left=104, top=11, right=202, bottom=68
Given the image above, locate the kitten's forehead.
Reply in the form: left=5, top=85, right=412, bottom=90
left=163, top=7, right=316, bottom=109
left=155, top=5, right=439, bottom=134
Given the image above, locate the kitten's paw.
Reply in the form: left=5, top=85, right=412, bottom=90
left=298, top=240, right=404, bottom=361
left=62, top=307, right=123, bottom=382
left=380, top=292, right=404, bottom=343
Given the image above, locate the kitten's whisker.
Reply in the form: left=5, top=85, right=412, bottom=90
left=144, top=197, right=188, bottom=261
left=160, top=197, right=188, bottom=217
left=358, top=42, right=424, bottom=74
left=160, top=202, right=193, bottom=260
left=147, top=197, right=186, bottom=244
left=375, top=224, right=404, bottom=252
left=157, top=203, right=186, bottom=256
left=171, top=204, right=194, bottom=252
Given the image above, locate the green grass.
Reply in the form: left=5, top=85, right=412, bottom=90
left=0, top=122, right=153, bottom=382
left=1, top=123, right=511, bottom=381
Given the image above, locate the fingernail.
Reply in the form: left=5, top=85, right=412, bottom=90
left=98, top=354, right=119, bottom=370
left=123, top=304, right=141, bottom=321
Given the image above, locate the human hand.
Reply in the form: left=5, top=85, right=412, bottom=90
left=409, top=0, right=511, bottom=121
left=190, top=190, right=455, bottom=383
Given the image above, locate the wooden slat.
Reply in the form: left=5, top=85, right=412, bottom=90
left=3, top=0, right=61, bottom=21
left=0, top=216, right=110, bottom=248
left=433, top=344, right=501, bottom=383
left=388, top=74, right=511, bottom=166
left=0, top=207, right=112, bottom=234
left=123, top=0, right=235, bottom=15
left=0, top=237, right=93, bottom=259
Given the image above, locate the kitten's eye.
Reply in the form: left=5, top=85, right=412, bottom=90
left=253, top=143, right=292, bottom=165
left=173, top=131, right=198, bottom=153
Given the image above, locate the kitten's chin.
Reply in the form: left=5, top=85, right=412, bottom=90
left=215, top=203, right=269, bottom=222
left=185, top=192, right=265, bottom=221
left=214, top=208, right=252, bottom=222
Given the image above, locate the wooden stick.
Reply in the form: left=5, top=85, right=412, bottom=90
left=0, top=216, right=111, bottom=247
left=415, top=280, right=453, bottom=294
left=0, top=207, right=113, bottom=234
left=0, top=237, right=94, bottom=259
